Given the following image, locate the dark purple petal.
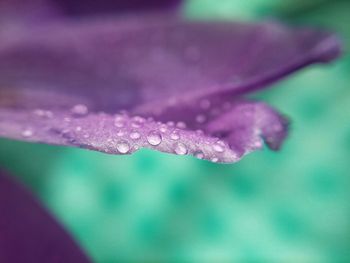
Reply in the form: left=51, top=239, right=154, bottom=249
left=0, top=0, right=59, bottom=24
left=0, top=17, right=341, bottom=163
left=53, top=0, right=182, bottom=17
left=0, top=170, right=91, bottom=262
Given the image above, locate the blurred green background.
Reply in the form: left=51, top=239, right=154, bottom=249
left=0, top=0, right=349, bottom=262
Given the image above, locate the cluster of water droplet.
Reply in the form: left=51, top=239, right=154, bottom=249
left=20, top=102, right=236, bottom=163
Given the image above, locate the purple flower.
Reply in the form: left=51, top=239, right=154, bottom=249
left=0, top=0, right=341, bottom=164
left=0, top=1, right=343, bottom=262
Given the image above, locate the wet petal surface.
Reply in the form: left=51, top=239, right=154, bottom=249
left=0, top=100, right=288, bottom=163
left=0, top=16, right=341, bottom=163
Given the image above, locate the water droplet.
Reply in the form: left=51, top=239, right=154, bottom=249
left=196, top=114, right=206, bottom=124
left=130, top=131, right=141, bottom=140
left=114, top=121, right=124, bottom=128
left=33, top=109, right=53, bottom=118
left=160, top=125, right=167, bottom=133
left=213, top=141, right=225, bottom=153
left=167, top=121, right=175, bottom=127
left=71, top=104, right=88, bottom=116
left=114, top=114, right=124, bottom=122
left=211, top=157, right=219, bottom=163
left=116, top=140, right=130, bottom=154
left=132, top=116, right=145, bottom=125
left=131, top=122, right=141, bottom=128
left=22, top=129, right=33, bottom=138
left=174, top=143, right=188, bottom=155
left=170, top=131, right=180, bottom=140
left=147, top=131, right=162, bottom=146
left=75, top=126, right=82, bottom=132
left=176, top=122, right=187, bottom=129
left=117, top=130, right=125, bottom=137
left=254, top=140, right=263, bottom=148
left=194, top=151, right=204, bottom=159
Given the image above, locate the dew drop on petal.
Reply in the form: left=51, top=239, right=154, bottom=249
left=170, top=131, right=180, bottom=140
left=117, top=130, right=125, bottom=137
left=116, top=140, right=130, bottom=154
left=253, top=140, right=263, bottom=148
left=194, top=151, right=204, bottom=159
left=114, top=121, right=124, bottom=128
left=71, top=104, right=88, bottom=116
left=160, top=125, right=167, bottom=133
left=174, top=143, right=188, bottom=155
left=130, top=131, right=141, bottom=140
left=131, top=116, right=145, bottom=127
left=211, top=157, right=219, bottom=163
left=131, top=122, right=141, bottom=128
left=176, top=122, right=187, bottom=129
left=21, top=129, right=33, bottom=138
left=114, top=114, right=124, bottom=122
left=167, top=121, right=175, bottom=127
left=33, top=109, right=53, bottom=118
left=213, top=143, right=224, bottom=152
left=147, top=131, right=162, bottom=146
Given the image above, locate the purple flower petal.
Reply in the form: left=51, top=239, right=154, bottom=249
left=0, top=0, right=59, bottom=24
left=53, top=0, right=182, bottom=16
left=0, top=16, right=341, bottom=163
left=0, top=170, right=91, bottom=262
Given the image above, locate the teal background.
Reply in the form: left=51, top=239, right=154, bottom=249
left=0, top=0, right=349, bottom=262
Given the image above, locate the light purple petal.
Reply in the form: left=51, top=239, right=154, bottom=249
left=0, top=17, right=341, bottom=112
left=0, top=170, right=91, bottom=262
left=0, top=16, right=341, bottom=163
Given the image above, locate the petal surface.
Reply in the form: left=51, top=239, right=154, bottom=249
left=53, top=0, right=182, bottom=16
left=0, top=0, right=58, bottom=24
left=0, top=99, right=287, bottom=163
left=0, top=170, right=91, bottom=262
left=0, top=17, right=341, bottom=112
left=0, top=17, right=341, bottom=163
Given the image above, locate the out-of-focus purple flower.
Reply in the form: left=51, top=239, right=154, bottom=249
left=0, top=169, right=91, bottom=262
left=0, top=0, right=341, bottom=163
